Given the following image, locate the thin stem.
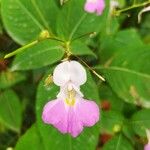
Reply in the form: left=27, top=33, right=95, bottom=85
left=116, top=1, right=150, bottom=14
left=71, top=32, right=96, bottom=42
left=4, top=40, right=38, bottom=59
left=4, top=36, right=65, bottom=59
left=73, top=54, right=105, bottom=81
left=47, top=37, right=65, bottom=43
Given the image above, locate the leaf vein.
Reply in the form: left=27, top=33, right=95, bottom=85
left=16, top=0, right=44, bottom=30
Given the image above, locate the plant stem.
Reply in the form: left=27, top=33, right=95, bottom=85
left=47, top=37, right=65, bottom=43
left=116, top=1, right=150, bottom=14
left=71, top=32, right=96, bottom=42
left=4, top=36, right=64, bottom=59
left=4, top=40, right=38, bottom=59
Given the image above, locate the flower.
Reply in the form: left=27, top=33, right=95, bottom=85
left=145, top=129, right=150, bottom=150
left=42, top=60, right=99, bottom=137
left=84, top=0, right=105, bottom=15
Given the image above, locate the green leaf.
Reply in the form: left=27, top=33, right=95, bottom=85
left=1, top=0, right=58, bottom=44
left=130, top=109, right=150, bottom=137
left=97, top=45, right=150, bottom=107
left=57, top=0, right=106, bottom=40
left=99, top=85, right=125, bottom=112
left=99, top=29, right=143, bottom=64
left=71, top=41, right=97, bottom=58
left=15, top=124, right=44, bottom=150
left=36, top=70, right=100, bottom=150
left=103, top=134, right=134, bottom=150
left=140, top=14, right=150, bottom=43
left=0, top=90, right=22, bottom=132
left=0, top=19, right=3, bottom=35
left=122, top=124, right=136, bottom=145
left=100, top=111, right=125, bottom=134
left=81, top=71, right=100, bottom=103
left=0, top=70, right=26, bottom=89
left=11, top=40, right=64, bottom=71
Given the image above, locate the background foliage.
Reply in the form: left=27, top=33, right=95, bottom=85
left=0, top=0, right=150, bottom=150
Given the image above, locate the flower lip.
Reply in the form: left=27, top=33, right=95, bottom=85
left=42, top=98, right=99, bottom=137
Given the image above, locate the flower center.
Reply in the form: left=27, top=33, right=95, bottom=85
left=65, top=89, right=76, bottom=106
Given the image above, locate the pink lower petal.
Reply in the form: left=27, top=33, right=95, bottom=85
left=96, top=0, right=105, bottom=15
left=84, top=2, right=97, bottom=13
left=42, top=99, right=68, bottom=133
left=42, top=99, right=84, bottom=136
left=76, top=99, right=99, bottom=126
left=67, top=108, right=83, bottom=137
left=145, top=144, right=150, bottom=150
left=42, top=98, right=99, bottom=137
left=84, top=0, right=105, bottom=15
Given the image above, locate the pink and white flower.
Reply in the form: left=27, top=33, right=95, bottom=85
left=145, top=129, right=150, bottom=150
left=84, top=0, right=105, bottom=15
left=42, top=61, right=99, bottom=137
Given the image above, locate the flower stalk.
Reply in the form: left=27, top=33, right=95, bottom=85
left=4, top=30, right=64, bottom=59
left=4, top=40, right=38, bottom=59
left=73, top=54, right=105, bottom=81
left=116, top=0, right=150, bottom=15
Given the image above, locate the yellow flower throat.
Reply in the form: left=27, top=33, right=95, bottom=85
left=65, top=89, right=76, bottom=106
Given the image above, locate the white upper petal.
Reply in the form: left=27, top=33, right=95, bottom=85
left=53, top=61, right=70, bottom=86
left=69, top=61, right=87, bottom=86
left=146, top=129, right=150, bottom=143
left=53, top=61, right=87, bottom=86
